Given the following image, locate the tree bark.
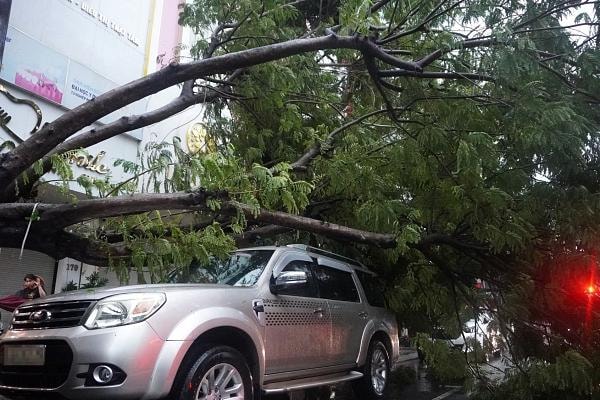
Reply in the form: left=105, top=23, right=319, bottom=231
left=228, top=201, right=398, bottom=247
left=0, top=190, right=228, bottom=228
left=0, top=34, right=426, bottom=189
left=0, top=86, right=226, bottom=202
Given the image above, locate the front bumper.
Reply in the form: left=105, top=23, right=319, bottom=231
left=0, top=322, right=187, bottom=400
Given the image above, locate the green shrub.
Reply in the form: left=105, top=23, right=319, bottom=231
left=61, top=281, right=78, bottom=292
left=416, top=333, right=468, bottom=385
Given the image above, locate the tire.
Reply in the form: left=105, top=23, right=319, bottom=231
left=352, top=340, right=390, bottom=400
left=174, top=345, right=254, bottom=400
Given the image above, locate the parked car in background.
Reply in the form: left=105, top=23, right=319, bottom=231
left=418, top=312, right=500, bottom=361
left=0, top=244, right=400, bottom=400
left=461, top=313, right=502, bottom=357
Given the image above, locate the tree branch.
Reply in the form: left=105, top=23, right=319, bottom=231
left=0, top=189, right=495, bottom=261
left=379, top=69, right=495, bottom=82
left=0, top=84, right=228, bottom=202
left=0, top=189, right=229, bottom=229
left=370, top=0, right=395, bottom=13
left=417, top=37, right=498, bottom=68
left=0, top=34, right=421, bottom=189
left=227, top=201, right=398, bottom=247
left=291, top=108, right=393, bottom=170
left=234, top=225, right=293, bottom=244
left=377, top=0, right=463, bottom=45
left=512, top=0, right=600, bottom=31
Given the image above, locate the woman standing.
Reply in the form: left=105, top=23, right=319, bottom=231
left=15, top=274, right=47, bottom=299
left=0, top=274, right=47, bottom=312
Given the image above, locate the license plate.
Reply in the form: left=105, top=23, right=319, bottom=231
left=3, top=345, right=46, bottom=366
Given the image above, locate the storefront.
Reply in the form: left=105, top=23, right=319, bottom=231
left=0, top=0, right=154, bottom=327
left=0, top=1, right=199, bottom=330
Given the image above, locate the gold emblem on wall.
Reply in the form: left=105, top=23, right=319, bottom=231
left=68, top=150, right=110, bottom=174
left=186, top=123, right=216, bottom=154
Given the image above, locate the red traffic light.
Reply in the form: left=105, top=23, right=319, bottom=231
left=585, top=284, right=597, bottom=296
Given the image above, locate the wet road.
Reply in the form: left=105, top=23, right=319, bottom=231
left=266, top=386, right=467, bottom=400
left=265, top=355, right=468, bottom=400
left=0, top=352, right=468, bottom=400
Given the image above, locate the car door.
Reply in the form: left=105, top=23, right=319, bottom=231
left=263, top=252, right=332, bottom=374
left=313, top=257, right=368, bottom=366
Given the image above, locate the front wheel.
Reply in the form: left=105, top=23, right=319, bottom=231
left=175, top=345, right=253, bottom=400
left=352, top=340, right=390, bottom=400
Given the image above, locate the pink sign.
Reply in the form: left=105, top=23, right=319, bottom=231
left=15, top=69, right=63, bottom=103
left=1, top=27, right=68, bottom=104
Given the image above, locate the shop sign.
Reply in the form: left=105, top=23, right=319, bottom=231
left=68, top=150, right=110, bottom=174
left=65, top=0, right=140, bottom=46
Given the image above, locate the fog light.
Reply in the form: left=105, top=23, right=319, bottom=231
left=84, top=363, right=126, bottom=387
left=92, top=365, right=114, bottom=383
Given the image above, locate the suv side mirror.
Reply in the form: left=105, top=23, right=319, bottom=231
left=270, top=271, right=308, bottom=294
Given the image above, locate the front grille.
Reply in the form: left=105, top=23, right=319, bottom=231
left=0, top=340, right=73, bottom=389
left=12, top=301, right=94, bottom=330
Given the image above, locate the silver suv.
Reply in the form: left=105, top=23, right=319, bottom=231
left=0, top=244, right=399, bottom=400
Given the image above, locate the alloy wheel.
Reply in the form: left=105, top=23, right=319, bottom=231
left=370, top=346, right=388, bottom=395
left=195, top=362, right=245, bottom=400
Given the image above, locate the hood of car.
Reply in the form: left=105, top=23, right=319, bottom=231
left=27, top=283, right=237, bottom=303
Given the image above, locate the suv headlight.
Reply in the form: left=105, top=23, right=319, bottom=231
left=84, top=293, right=166, bottom=329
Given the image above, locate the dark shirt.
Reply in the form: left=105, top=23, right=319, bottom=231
left=15, top=288, right=40, bottom=300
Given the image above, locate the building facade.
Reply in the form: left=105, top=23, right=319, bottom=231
left=0, top=0, right=203, bottom=327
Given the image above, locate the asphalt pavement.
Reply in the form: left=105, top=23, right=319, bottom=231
left=267, top=350, right=468, bottom=400
left=0, top=349, right=469, bottom=400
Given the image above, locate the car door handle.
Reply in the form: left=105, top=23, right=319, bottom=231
left=359, top=311, right=368, bottom=319
left=252, top=303, right=265, bottom=313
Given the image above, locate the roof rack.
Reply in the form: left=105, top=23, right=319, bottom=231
left=286, top=244, right=365, bottom=268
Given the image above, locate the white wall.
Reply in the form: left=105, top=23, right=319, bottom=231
left=0, top=0, right=162, bottom=191
left=0, top=0, right=208, bottom=291
left=0, top=85, right=140, bottom=190
left=8, top=0, right=150, bottom=85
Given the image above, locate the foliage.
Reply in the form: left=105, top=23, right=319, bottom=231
left=389, top=365, right=417, bottom=389
left=415, top=333, right=469, bottom=385
left=80, top=271, right=109, bottom=289
left=103, top=137, right=313, bottom=282
left=177, top=0, right=600, bottom=395
left=61, top=272, right=109, bottom=291
left=61, top=281, right=79, bottom=292
left=1, top=0, right=599, bottom=397
left=472, top=351, right=595, bottom=400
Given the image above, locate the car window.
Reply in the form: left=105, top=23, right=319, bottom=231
left=274, top=260, right=318, bottom=297
left=169, top=250, right=274, bottom=286
left=313, top=265, right=359, bottom=302
left=355, top=271, right=386, bottom=307
left=217, top=251, right=275, bottom=286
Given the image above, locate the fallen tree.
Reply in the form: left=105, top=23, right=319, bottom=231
left=1, top=1, right=600, bottom=395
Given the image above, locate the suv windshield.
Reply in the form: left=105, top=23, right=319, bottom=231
left=169, top=250, right=274, bottom=287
